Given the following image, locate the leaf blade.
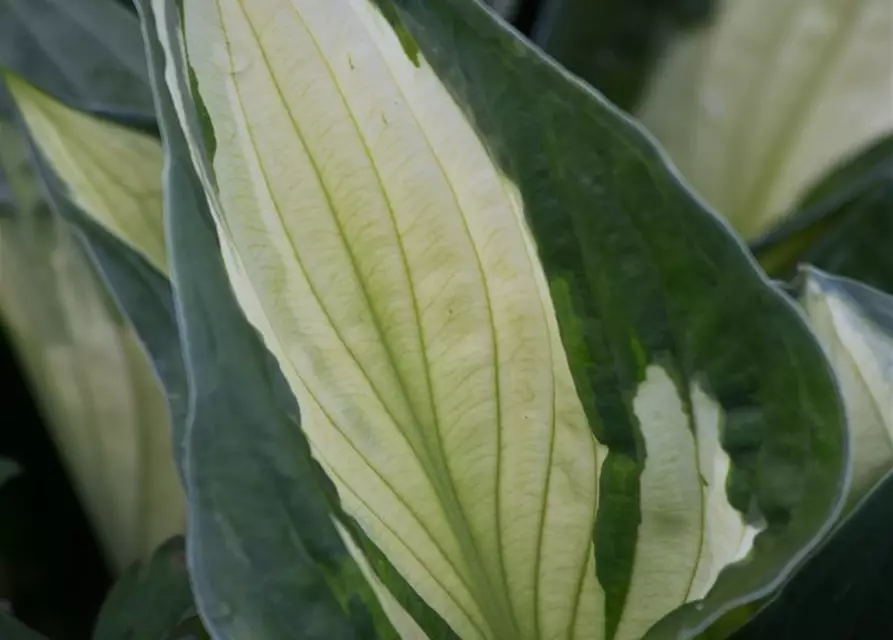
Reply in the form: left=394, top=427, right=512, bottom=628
left=0, top=121, right=184, bottom=572
left=180, top=0, right=598, bottom=636
left=138, top=3, right=433, bottom=636
left=638, top=0, right=893, bottom=239
left=390, top=2, right=848, bottom=637
left=160, top=0, right=848, bottom=637
left=801, top=268, right=893, bottom=509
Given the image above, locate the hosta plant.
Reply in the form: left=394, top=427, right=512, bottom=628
left=0, top=117, right=184, bottom=573
left=0, top=0, right=891, bottom=638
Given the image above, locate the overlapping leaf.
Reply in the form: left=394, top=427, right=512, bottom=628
left=638, top=0, right=893, bottom=239
left=0, top=0, right=152, bottom=116
left=801, top=268, right=893, bottom=509
left=753, top=135, right=893, bottom=289
left=0, top=0, right=189, bottom=471
left=92, top=536, right=199, bottom=640
left=714, top=269, right=893, bottom=639
left=731, top=468, right=893, bottom=640
left=0, top=121, right=184, bottom=572
left=6, top=75, right=167, bottom=275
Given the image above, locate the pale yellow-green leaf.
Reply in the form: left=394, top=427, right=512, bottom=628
left=0, top=123, right=184, bottom=572
left=5, top=75, right=168, bottom=275
left=637, top=0, right=893, bottom=239
left=177, top=0, right=600, bottom=637
left=802, top=269, right=893, bottom=510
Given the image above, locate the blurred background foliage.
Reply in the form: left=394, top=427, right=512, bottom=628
left=1, top=0, right=891, bottom=637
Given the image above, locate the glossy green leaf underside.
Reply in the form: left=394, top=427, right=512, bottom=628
left=158, top=0, right=845, bottom=638
left=0, top=121, right=184, bottom=572
left=638, top=0, right=893, bottom=239
left=0, top=0, right=153, bottom=116
left=801, top=268, right=893, bottom=509
left=92, top=536, right=197, bottom=640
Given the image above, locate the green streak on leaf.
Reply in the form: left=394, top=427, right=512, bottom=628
left=186, top=63, right=216, bottom=164
left=596, top=453, right=641, bottom=640
left=341, top=519, right=460, bottom=640
left=549, top=276, right=597, bottom=421
left=372, top=0, right=421, bottom=67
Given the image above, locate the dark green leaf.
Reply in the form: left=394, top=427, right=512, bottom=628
left=732, top=469, right=893, bottom=640
left=92, top=537, right=197, bottom=640
left=0, top=458, right=21, bottom=488
left=85, top=106, right=160, bottom=138
left=163, top=616, right=211, bottom=640
left=0, top=613, right=49, bottom=640
left=0, top=0, right=153, bottom=116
